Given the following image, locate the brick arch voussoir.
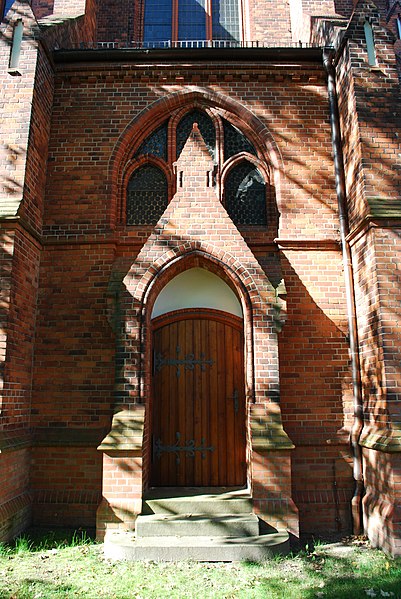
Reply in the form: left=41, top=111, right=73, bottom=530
left=128, top=244, right=265, bottom=315
left=122, top=245, right=281, bottom=407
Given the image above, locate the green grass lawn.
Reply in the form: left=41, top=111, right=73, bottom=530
left=0, top=530, right=401, bottom=598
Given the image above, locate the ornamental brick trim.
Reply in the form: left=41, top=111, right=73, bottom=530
left=0, top=492, right=32, bottom=542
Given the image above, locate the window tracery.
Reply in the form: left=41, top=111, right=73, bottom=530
left=125, top=107, right=270, bottom=228
left=224, top=161, right=267, bottom=226
left=135, top=122, right=168, bottom=161
left=127, top=164, right=168, bottom=225
left=143, top=0, right=242, bottom=46
left=176, top=110, right=216, bottom=158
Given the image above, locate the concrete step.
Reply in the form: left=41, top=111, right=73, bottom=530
left=104, top=530, right=290, bottom=562
left=135, top=513, right=260, bottom=537
left=143, top=487, right=253, bottom=516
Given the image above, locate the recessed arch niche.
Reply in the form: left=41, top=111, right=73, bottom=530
left=151, top=267, right=243, bottom=318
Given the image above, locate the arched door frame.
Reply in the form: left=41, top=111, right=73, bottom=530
left=138, top=250, right=255, bottom=490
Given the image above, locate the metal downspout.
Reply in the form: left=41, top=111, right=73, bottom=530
left=323, top=49, right=364, bottom=535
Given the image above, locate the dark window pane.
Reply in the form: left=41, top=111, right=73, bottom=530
left=135, top=122, right=168, bottom=161
left=144, top=0, right=172, bottom=44
left=176, top=110, right=216, bottom=158
left=225, top=161, right=267, bottom=226
left=127, top=165, right=168, bottom=225
left=178, top=0, right=207, bottom=41
left=212, top=0, right=240, bottom=41
left=223, top=119, right=257, bottom=160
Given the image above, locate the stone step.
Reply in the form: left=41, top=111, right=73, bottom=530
left=142, top=487, right=253, bottom=516
left=104, top=530, right=290, bottom=562
left=135, top=513, right=260, bottom=537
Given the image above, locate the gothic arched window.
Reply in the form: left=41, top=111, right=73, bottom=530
left=126, top=164, right=168, bottom=225
left=224, top=161, right=267, bottom=226
left=125, top=107, right=271, bottom=228
left=143, top=0, right=242, bottom=46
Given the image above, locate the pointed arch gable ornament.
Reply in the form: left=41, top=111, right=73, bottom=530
left=108, top=87, right=285, bottom=229
left=97, top=91, right=298, bottom=541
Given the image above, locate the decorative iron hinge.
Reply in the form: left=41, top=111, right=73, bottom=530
left=154, top=432, right=214, bottom=465
left=154, top=346, right=214, bottom=378
left=227, top=388, right=239, bottom=414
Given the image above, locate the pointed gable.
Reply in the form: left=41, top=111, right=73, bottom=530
left=124, top=122, right=276, bottom=312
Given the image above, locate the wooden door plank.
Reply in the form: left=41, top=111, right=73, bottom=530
left=233, top=327, right=246, bottom=485
left=193, top=318, right=203, bottom=485
left=200, top=318, right=210, bottom=486
left=225, top=323, right=236, bottom=486
left=175, top=318, right=185, bottom=486
left=208, top=319, right=219, bottom=486
left=169, top=321, right=179, bottom=486
left=216, top=321, right=227, bottom=486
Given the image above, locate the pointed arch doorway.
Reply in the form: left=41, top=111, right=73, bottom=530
left=150, top=268, right=247, bottom=487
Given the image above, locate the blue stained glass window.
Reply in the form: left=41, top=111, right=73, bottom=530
left=178, top=0, right=207, bottom=42
left=212, top=0, right=240, bottom=41
left=2, top=0, right=14, bottom=17
left=144, top=0, right=172, bottom=44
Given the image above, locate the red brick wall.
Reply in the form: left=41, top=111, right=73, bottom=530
left=31, top=245, right=115, bottom=429
left=53, top=0, right=86, bottom=14
left=2, top=229, right=40, bottom=430
left=31, top=0, right=55, bottom=19
left=302, top=0, right=338, bottom=15
left=248, top=0, right=292, bottom=44
left=0, top=229, right=14, bottom=404
left=363, top=449, right=401, bottom=556
left=340, top=4, right=401, bottom=223
left=292, top=445, right=353, bottom=534
left=19, top=47, right=54, bottom=236
left=30, top=57, right=356, bottom=534
left=336, top=2, right=401, bottom=553
left=334, top=0, right=354, bottom=17
left=0, top=449, right=30, bottom=507
left=278, top=248, right=353, bottom=533
left=0, top=13, right=39, bottom=220
left=375, top=229, right=401, bottom=411
left=0, top=0, right=400, bottom=557
left=31, top=447, right=102, bottom=527
left=0, top=449, right=31, bottom=540
left=0, top=225, right=40, bottom=538
left=0, top=10, right=53, bottom=541
left=97, top=0, right=136, bottom=44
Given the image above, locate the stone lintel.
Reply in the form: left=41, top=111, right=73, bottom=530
left=251, top=421, right=295, bottom=451
left=98, top=408, right=145, bottom=452
left=360, top=426, right=401, bottom=453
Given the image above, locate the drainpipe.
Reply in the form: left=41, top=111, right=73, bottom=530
left=323, top=48, right=364, bottom=535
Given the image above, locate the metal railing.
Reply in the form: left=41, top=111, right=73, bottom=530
left=67, top=39, right=320, bottom=51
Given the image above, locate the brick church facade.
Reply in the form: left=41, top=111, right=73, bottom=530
left=1, top=0, right=401, bottom=555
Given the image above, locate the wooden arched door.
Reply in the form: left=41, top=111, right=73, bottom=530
left=151, top=308, right=246, bottom=487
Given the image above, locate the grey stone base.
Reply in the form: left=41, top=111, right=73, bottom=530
left=104, top=530, right=290, bottom=562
